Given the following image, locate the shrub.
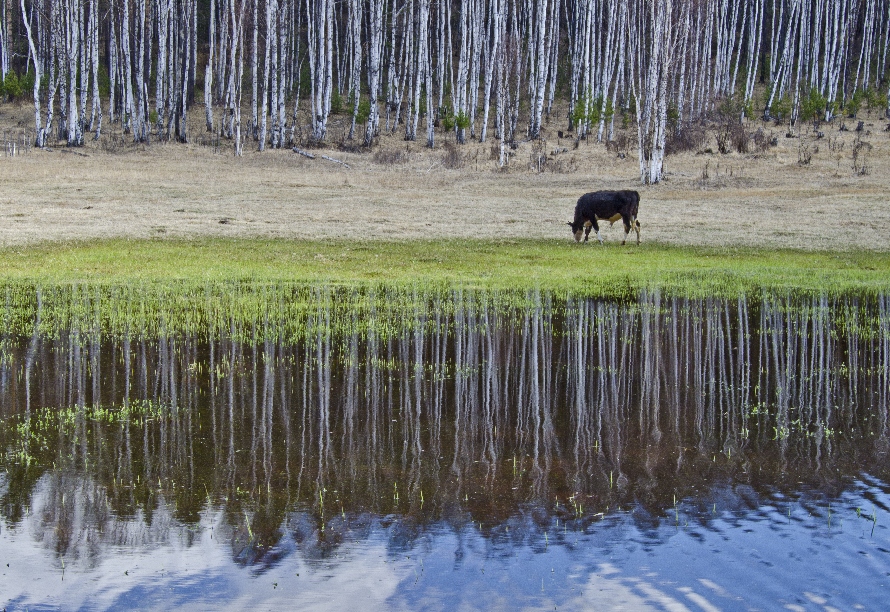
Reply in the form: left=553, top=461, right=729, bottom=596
left=18, top=70, right=36, bottom=99
left=665, top=123, right=706, bottom=155
left=330, top=89, right=343, bottom=114
left=571, top=97, right=586, bottom=127
left=844, top=91, right=863, bottom=117
left=574, top=95, right=609, bottom=129
left=715, top=124, right=732, bottom=154
left=442, top=141, right=464, bottom=169
left=455, top=110, right=470, bottom=130
left=770, top=94, right=792, bottom=121
left=354, top=97, right=371, bottom=124
left=751, top=128, right=776, bottom=152
left=373, top=148, right=408, bottom=165
left=717, top=95, right=745, bottom=119
left=731, top=124, right=750, bottom=153
left=2, top=71, right=24, bottom=100
left=864, top=88, right=888, bottom=111
left=439, top=106, right=455, bottom=132
left=800, top=88, right=827, bottom=124
left=606, top=132, right=630, bottom=158
left=852, top=133, right=872, bottom=175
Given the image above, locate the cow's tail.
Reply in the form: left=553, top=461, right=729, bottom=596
left=632, top=191, right=641, bottom=243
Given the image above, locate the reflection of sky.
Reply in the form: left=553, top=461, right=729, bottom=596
left=2, top=475, right=888, bottom=610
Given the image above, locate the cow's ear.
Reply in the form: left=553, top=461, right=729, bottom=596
left=566, top=222, right=573, bottom=227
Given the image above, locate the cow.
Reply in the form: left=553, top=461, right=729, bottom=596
left=567, top=190, right=641, bottom=245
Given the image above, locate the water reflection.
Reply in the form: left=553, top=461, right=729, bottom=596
left=1, top=289, right=889, bottom=607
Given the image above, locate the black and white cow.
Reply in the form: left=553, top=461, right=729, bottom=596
left=567, top=190, right=641, bottom=245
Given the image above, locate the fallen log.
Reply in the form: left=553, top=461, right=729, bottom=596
left=292, top=147, right=316, bottom=159
left=321, top=154, right=350, bottom=169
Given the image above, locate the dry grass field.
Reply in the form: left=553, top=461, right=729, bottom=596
left=1, top=102, right=889, bottom=251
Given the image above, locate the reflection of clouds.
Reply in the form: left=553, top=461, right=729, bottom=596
left=2, top=474, right=888, bottom=610
left=564, top=563, right=697, bottom=611
left=3, top=478, right=409, bottom=610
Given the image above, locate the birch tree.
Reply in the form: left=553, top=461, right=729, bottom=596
left=19, top=0, right=43, bottom=146
left=88, top=0, right=101, bottom=137
left=308, top=0, right=333, bottom=142
left=6, top=0, right=889, bottom=154
left=364, top=0, right=385, bottom=145
left=0, top=0, right=8, bottom=82
left=346, top=0, right=362, bottom=140
left=633, top=0, right=679, bottom=184
left=205, top=0, right=216, bottom=131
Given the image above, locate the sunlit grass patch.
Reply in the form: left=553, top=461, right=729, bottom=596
left=1, top=238, right=889, bottom=297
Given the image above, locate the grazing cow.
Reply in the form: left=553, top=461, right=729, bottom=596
left=567, top=190, right=641, bottom=245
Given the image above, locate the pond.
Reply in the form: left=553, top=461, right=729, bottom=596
left=1, top=287, right=889, bottom=610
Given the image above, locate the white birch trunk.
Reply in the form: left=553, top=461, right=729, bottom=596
left=365, top=0, right=384, bottom=145
left=273, top=0, right=283, bottom=147
left=347, top=0, right=361, bottom=140
left=496, top=1, right=507, bottom=165
left=469, top=0, right=485, bottom=138
left=528, top=0, right=548, bottom=138
left=744, top=0, right=764, bottom=109
left=157, top=0, right=170, bottom=132
left=259, top=0, right=272, bottom=150
left=0, top=0, right=7, bottom=80
left=309, top=0, right=333, bottom=142
left=107, top=0, right=117, bottom=123
left=455, top=0, right=469, bottom=142
left=250, top=0, right=259, bottom=139
left=635, top=0, right=674, bottom=185
left=206, top=0, right=216, bottom=131
left=133, top=0, right=148, bottom=142
left=65, top=0, right=82, bottom=145
left=480, top=0, right=503, bottom=143
left=89, top=0, right=101, bottom=137
left=225, top=0, right=239, bottom=139
left=234, top=0, right=245, bottom=155
left=20, top=0, right=44, bottom=146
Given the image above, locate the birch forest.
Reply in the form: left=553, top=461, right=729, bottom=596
left=1, top=0, right=889, bottom=182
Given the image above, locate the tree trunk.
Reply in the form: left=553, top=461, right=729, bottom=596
left=365, top=0, right=384, bottom=146
left=20, top=0, right=44, bottom=146
left=206, top=0, right=216, bottom=131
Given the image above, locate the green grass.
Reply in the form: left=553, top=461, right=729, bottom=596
left=2, top=238, right=889, bottom=297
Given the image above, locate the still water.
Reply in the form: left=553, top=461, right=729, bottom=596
left=1, top=289, right=889, bottom=610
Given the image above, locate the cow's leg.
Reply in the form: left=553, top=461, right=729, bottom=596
left=591, top=219, right=603, bottom=244
left=621, top=215, right=630, bottom=245
left=633, top=217, right=641, bottom=244
left=583, top=220, right=592, bottom=242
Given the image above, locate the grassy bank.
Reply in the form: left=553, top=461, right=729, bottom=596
left=1, top=238, right=889, bottom=297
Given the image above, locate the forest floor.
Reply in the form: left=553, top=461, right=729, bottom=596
left=1, top=102, right=889, bottom=251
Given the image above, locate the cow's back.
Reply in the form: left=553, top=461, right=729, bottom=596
left=576, top=190, right=639, bottom=216
left=621, top=190, right=640, bottom=217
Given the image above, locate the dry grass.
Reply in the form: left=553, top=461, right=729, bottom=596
left=1, top=102, right=889, bottom=251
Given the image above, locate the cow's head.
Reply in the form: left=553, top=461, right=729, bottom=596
left=567, top=222, right=583, bottom=242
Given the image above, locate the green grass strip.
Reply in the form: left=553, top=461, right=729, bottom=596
left=1, top=238, right=889, bottom=297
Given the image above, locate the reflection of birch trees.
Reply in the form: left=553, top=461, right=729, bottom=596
left=2, top=289, right=889, bottom=547
left=4, top=1, right=889, bottom=168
